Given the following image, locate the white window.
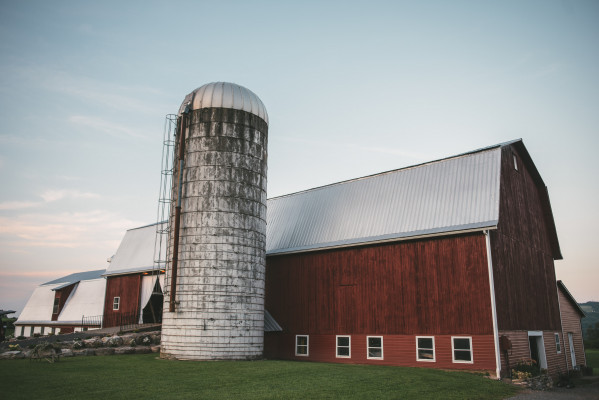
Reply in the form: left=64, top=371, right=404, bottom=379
left=336, top=335, right=351, bottom=358
left=295, top=335, right=309, bottom=356
left=555, top=333, right=561, bottom=353
left=452, top=337, right=473, bottom=363
left=367, top=336, right=383, bottom=360
left=416, top=336, right=435, bottom=362
left=113, top=296, right=120, bottom=310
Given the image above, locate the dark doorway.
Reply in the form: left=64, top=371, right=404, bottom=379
left=142, top=279, right=163, bottom=323
left=528, top=336, right=540, bottom=365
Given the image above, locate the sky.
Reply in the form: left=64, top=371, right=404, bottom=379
left=0, top=0, right=597, bottom=316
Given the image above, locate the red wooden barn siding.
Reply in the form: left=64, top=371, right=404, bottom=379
left=491, top=145, right=561, bottom=332
left=558, top=287, right=586, bottom=368
left=51, top=284, right=75, bottom=321
left=265, top=333, right=496, bottom=371
left=265, top=233, right=496, bottom=370
left=102, top=274, right=141, bottom=327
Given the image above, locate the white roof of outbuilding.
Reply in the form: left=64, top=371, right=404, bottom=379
left=57, top=278, right=106, bottom=323
left=15, top=269, right=107, bottom=325
left=266, top=142, right=506, bottom=255
left=104, top=222, right=166, bottom=277
left=179, top=82, right=269, bottom=124
left=15, top=283, right=63, bottom=324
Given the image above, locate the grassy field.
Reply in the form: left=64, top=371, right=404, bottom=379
left=587, top=348, right=599, bottom=375
left=0, top=354, right=518, bottom=400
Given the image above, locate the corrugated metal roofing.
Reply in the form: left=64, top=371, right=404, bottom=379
left=57, top=278, right=106, bottom=324
left=104, top=221, right=167, bottom=276
left=266, top=145, right=502, bottom=255
left=44, top=269, right=105, bottom=286
left=15, top=283, right=62, bottom=324
left=264, top=310, right=282, bottom=332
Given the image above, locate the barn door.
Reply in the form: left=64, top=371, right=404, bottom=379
left=527, top=331, right=547, bottom=370
left=568, top=332, right=576, bottom=367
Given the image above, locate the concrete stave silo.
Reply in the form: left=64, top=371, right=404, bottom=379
left=160, top=82, right=268, bottom=360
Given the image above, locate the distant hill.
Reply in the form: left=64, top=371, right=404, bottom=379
left=579, top=301, right=599, bottom=338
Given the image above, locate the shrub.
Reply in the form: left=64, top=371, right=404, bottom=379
left=511, top=358, right=541, bottom=380
left=8, top=344, right=21, bottom=351
left=16, top=336, right=25, bottom=340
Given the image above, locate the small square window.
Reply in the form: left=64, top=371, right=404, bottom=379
left=113, top=297, right=120, bottom=311
left=367, top=336, right=383, bottom=360
left=452, top=337, right=473, bottom=363
left=555, top=333, right=561, bottom=354
left=336, top=335, right=351, bottom=358
left=416, top=336, right=436, bottom=362
left=296, top=335, right=309, bottom=356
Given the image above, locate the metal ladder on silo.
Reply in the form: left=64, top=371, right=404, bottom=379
left=149, top=114, right=177, bottom=316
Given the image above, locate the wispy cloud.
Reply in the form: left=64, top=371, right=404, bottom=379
left=68, top=115, right=149, bottom=139
left=0, top=201, right=42, bottom=211
left=0, top=189, right=100, bottom=211
left=2, top=64, right=170, bottom=115
left=40, top=189, right=99, bottom=202
left=0, top=210, right=136, bottom=249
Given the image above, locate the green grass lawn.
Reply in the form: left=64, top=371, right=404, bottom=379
left=0, top=354, right=518, bottom=400
left=586, top=348, right=599, bottom=375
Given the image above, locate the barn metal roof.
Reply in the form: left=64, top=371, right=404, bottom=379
left=103, top=221, right=167, bottom=277
left=44, top=269, right=105, bottom=288
left=264, top=310, right=282, bottom=332
left=16, top=269, right=107, bottom=325
left=266, top=143, right=504, bottom=255
left=56, top=278, right=106, bottom=324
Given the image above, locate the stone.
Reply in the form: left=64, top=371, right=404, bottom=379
left=150, top=345, right=161, bottom=353
left=134, top=347, right=151, bottom=354
left=73, top=349, right=95, bottom=356
left=95, top=348, right=115, bottom=356
left=61, top=349, right=74, bottom=357
left=114, top=347, right=135, bottom=355
left=0, top=351, right=23, bottom=359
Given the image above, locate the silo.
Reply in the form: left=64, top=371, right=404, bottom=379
left=160, top=82, right=268, bottom=360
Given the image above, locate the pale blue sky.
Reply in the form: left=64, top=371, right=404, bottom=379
left=1, top=0, right=598, bottom=315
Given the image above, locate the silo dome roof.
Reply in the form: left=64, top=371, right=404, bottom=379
left=179, top=82, right=268, bottom=124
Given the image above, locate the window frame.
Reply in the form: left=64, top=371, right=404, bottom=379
left=295, top=335, right=309, bottom=357
left=555, top=333, right=561, bottom=354
left=366, top=336, right=384, bottom=360
left=53, top=296, right=60, bottom=314
left=451, top=336, right=473, bottom=364
left=416, top=336, right=436, bottom=362
left=113, top=296, right=120, bottom=311
left=336, top=335, right=351, bottom=358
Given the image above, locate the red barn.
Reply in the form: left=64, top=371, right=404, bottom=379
left=263, top=139, right=579, bottom=378
left=102, top=222, right=166, bottom=328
